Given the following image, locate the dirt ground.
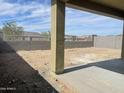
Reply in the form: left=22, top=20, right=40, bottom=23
left=0, top=47, right=121, bottom=93
left=0, top=51, right=58, bottom=93
left=16, top=47, right=121, bottom=93
left=17, top=47, right=121, bottom=71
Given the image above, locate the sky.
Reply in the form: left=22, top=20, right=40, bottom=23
left=0, top=0, right=123, bottom=36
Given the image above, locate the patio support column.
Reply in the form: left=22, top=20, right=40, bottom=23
left=121, top=21, right=124, bottom=59
left=51, top=0, right=65, bottom=74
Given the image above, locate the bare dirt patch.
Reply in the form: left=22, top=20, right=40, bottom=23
left=17, top=47, right=121, bottom=70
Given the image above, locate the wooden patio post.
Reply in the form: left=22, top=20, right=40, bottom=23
left=121, top=21, right=124, bottom=59
left=51, top=0, right=65, bottom=74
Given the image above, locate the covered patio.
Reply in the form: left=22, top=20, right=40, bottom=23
left=51, top=0, right=124, bottom=74
left=50, top=0, right=124, bottom=92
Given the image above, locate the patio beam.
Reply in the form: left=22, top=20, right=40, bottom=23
left=66, top=0, right=124, bottom=20
left=51, top=0, right=65, bottom=74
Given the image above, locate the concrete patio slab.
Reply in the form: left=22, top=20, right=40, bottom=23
left=58, top=65, right=124, bottom=93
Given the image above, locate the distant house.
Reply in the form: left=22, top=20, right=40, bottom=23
left=22, top=31, right=49, bottom=41
left=22, top=31, right=41, bottom=37
left=77, top=35, right=92, bottom=41
left=65, top=35, right=77, bottom=41
left=65, top=35, right=94, bottom=41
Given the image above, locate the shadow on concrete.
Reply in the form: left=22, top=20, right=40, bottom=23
left=0, top=40, right=58, bottom=93
left=64, top=58, right=124, bottom=75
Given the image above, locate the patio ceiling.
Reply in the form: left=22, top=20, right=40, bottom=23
left=61, top=0, right=124, bottom=19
